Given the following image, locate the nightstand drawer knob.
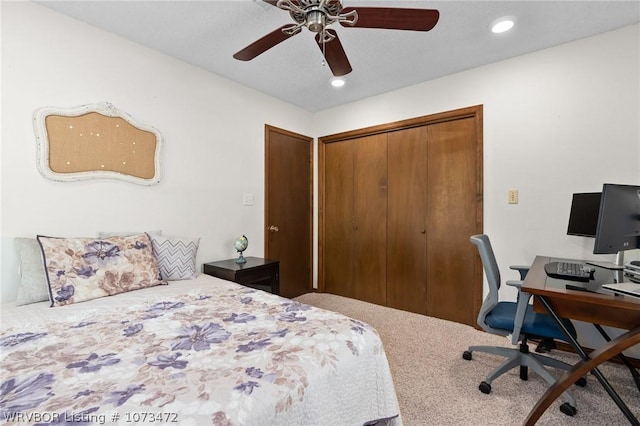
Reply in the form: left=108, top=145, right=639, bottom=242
left=269, top=225, right=279, bottom=232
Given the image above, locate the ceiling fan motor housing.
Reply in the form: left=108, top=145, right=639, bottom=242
left=306, top=9, right=326, bottom=32
left=284, top=0, right=345, bottom=32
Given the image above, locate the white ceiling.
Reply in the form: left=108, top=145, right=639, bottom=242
left=36, top=1, right=640, bottom=112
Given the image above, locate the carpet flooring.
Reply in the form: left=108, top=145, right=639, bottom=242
left=294, top=292, right=639, bottom=426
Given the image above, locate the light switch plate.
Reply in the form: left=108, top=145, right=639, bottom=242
left=242, top=193, right=254, bottom=206
left=508, top=189, right=519, bottom=204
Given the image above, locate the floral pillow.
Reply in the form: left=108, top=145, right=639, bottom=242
left=37, top=233, right=166, bottom=307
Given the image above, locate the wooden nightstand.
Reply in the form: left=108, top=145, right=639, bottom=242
left=202, top=257, right=280, bottom=295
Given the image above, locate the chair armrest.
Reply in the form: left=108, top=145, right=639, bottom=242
left=505, top=280, right=522, bottom=290
left=506, top=280, right=533, bottom=345
left=509, top=264, right=530, bottom=280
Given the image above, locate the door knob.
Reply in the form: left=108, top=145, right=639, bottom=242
left=269, top=226, right=279, bottom=232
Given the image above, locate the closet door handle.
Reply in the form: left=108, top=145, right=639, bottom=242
left=269, top=226, right=279, bottom=232
left=421, top=229, right=426, bottom=234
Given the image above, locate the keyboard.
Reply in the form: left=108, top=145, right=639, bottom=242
left=544, top=261, right=593, bottom=282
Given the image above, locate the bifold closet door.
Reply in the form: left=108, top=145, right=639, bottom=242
left=425, top=117, right=479, bottom=325
left=387, top=126, right=428, bottom=314
left=352, top=134, right=387, bottom=305
left=320, top=105, right=483, bottom=325
left=322, top=134, right=387, bottom=305
left=323, top=140, right=355, bottom=298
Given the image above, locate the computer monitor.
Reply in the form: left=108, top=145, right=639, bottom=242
left=567, top=192, right=601, bottom=237
left=592, top=183, right=640, bottom=268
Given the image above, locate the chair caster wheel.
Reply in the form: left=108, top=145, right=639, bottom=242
left=575, top=377, right=587, bottom=387
left=463, top=351, right=472, bottom=361
left=559, top=402, right=577, bottom=416
left=479, top=381, right=491, bottom=394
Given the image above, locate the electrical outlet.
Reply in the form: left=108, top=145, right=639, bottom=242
left=508, top=189, right=519, bottom=204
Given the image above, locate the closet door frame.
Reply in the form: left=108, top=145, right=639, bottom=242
left=318, top=105, right=484, bottom=322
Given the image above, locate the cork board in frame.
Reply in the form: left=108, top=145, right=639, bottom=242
left=33, top=102, right=162, bottom=185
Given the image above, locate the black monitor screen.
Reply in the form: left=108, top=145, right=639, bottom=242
left=593, top=183, right=640, bottom=254
left=567, top=192, right=601, bottom=237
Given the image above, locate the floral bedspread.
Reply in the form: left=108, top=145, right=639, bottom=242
left=0, top=279, right=400, bottom=425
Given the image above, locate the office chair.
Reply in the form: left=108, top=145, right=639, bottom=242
left=462, top=234, right=586, bottom=416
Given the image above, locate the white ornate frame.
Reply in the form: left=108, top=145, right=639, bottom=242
left=33, top=102, right=162, bottom=185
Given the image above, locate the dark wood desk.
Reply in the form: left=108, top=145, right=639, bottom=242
left=521, top=256, right=640, bottom=425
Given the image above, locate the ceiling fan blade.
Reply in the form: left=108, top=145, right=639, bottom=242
left=315, top=30, right=352, bottom=77
left=340, top=7, right=440, bottom=31
left=233, top=25, right=299, bottom=61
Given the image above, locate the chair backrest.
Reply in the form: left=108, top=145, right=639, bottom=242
left=470, top=234, right=504, bottom=334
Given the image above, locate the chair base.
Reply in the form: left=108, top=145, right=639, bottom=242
left=463, top=340, right=584, bottom=413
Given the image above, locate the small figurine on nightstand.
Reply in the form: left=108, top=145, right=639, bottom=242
left=234, top=235, right=248, bottom=264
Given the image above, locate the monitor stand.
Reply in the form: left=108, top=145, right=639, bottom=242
left=586, top=251, right=625, bottom=270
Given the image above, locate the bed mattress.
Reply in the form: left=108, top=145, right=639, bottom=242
left=0, top=274, right=400, bottom=425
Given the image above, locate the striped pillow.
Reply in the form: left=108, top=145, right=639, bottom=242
left=149, top=234, right=200, bottom=280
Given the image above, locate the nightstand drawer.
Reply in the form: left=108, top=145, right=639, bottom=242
left=203, top=257, right=280, bottom=295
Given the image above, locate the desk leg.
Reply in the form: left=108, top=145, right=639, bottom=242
left=593, top=323, right=640, bottom=393
left=524, top=325, right=640, bottom=425
left=528, top=296, right=640, bottom=425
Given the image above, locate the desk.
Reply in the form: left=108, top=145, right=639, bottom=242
left=521, top=256, right=640, bottom=425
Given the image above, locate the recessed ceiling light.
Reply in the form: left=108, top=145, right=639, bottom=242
left=491, top=16, right=516, bottom=34
left=331, top=78, right=345, bottom=88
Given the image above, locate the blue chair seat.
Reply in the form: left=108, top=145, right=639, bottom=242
left=485, top=301, right=576, bottom=342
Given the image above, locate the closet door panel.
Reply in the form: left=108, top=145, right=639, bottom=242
left=353, top=134, right=387, bottom=305
left=387, top=127, right=428, bottom=314
left=323, top=141, right=355, bottom=298
left=425, top=117, right=478, bottom=324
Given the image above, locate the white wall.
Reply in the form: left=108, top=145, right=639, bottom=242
left=0, top=2, right=314, bottom=303
left=313, top=24, right=640, bottom=351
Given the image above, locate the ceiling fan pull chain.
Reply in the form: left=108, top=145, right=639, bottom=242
left=321, top=32, right=327, bottom=67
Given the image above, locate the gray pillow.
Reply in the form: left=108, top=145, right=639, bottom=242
left=149, top=233, right=200, bottom=280
left=15, top=237, right=50, bottom=305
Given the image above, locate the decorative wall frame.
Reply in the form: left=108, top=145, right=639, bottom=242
left=33, top=102, right=162, bottom=185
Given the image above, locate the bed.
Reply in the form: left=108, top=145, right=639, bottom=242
left=0, top=273, right=401, bottom=425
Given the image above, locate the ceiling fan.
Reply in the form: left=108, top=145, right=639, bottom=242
left=233, top=0, right=440, bottom=76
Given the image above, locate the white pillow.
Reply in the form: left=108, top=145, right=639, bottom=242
left=149, top=234, right=200, bottom=280
left=98, top=230, right=161, bottom=238
left=14, top=238, right=50, bottom=305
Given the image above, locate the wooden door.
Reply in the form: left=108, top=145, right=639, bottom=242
left=387, top=126, right=428, bottom=314
left=265, top=125, right=313, bottom=298
left=425, top=117, right=479, bottom=325
left=322, top=134, right=387, bottom=305
left=323, top=139, right=355, bottom=298
left=352, top=134, right=387, bottom=305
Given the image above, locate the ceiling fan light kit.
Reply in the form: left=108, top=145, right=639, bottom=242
left=233, top=0, right=440, bottom=76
